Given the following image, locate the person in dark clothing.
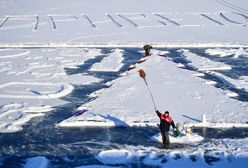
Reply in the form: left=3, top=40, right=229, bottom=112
left=156, top=110, right=176, bottom=148
left=143, top=45, right=153, bottom=56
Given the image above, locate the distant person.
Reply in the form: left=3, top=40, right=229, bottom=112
left=156, top=110, right=176, bottom=148
left=143, top=45, right=153, bottom=56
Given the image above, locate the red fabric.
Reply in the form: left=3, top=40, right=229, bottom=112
left=161, top=115, right=173, bottom=123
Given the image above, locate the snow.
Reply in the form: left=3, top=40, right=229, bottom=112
left=151, top=131, right=204, bottom=145
left=90, top=49, right=124, bottom=72
left=1, top=0, right=248, bottom=167
left=205, top=48, right=248, bottom=58
left=209, top=71, right=248, bottom=92
left=177, top=49, right=248, bottom=97
left=0, top=48, right=102, bottom=133
left=96, top=149, right=133, bottom=165
left=179, top=49, right=232, bottom=72
left=24, top=156, right=49, bottom=168
left=0, top=0, right=248, bottom=46
left=0, top=82, right=73, bottom=99
left=93, top=138, right=248, bottom=167
left=226, top=92, right=239, bottom=98
left=58, top=55, right=247, bottom=128
left=187, top=122, right=248, bottom=129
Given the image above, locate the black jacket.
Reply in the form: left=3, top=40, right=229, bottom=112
left=156, top=110, right=176, bottom=132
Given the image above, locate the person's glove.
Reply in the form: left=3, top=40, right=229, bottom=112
left=173, top=128, right=180, bottom=137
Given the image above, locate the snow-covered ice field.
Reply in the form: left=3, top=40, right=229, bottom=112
left=1, top=0, right=248, bottom=167
left=0, top=0, right=248, bottom=46
left=1, top=47, right=248, bottom=167
left=0, top=48, right=102, bottom=133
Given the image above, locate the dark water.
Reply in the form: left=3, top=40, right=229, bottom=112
left=0, top=48, right=248, bottom=167
left=0, top=126, right=160, bottom=167
left=193, top=127, right=248, bottom=139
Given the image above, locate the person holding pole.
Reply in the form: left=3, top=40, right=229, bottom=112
left=155, top=110, right=176, bottom=148
left=139, top=69, right=178, bottom=148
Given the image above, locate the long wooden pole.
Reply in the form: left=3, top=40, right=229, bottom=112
left=139, top=69, right=157, bottom=111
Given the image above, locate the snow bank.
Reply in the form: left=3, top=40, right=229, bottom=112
left=24, top=156, right=49, bottom=168
left=59, top=54, right=247, bottom=128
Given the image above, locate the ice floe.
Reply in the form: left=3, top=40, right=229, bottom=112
left=179, top=49, right=232, bottom=72
left=205, top=48, right=248, bottom=58
left=90, top=49, right=124, bottom=72
left=93, top=138, right=248, bottom=167
left=24, top=156, right=49, bottom=168
left=59, top=54, right=247, bottom=128
left=0, top=48, right=102, bottom=132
